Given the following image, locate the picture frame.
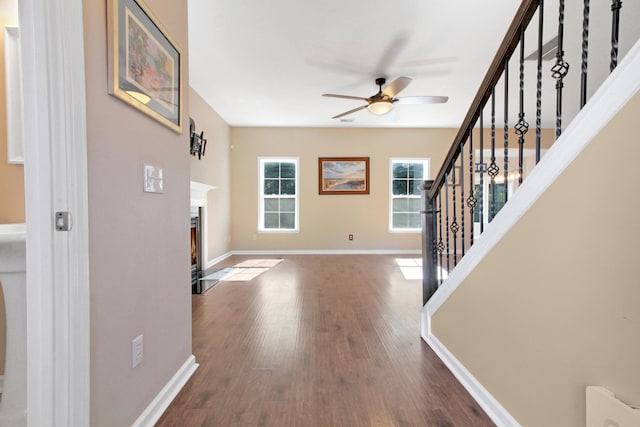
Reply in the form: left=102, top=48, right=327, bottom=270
left=107, top=0, right=182, bottom=133
left=318, top=157, right=370, bottom=195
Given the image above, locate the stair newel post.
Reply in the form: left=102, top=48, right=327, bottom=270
left=421, top=180, right=438, bottom=304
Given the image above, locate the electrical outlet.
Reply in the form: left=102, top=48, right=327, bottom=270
left=132, top=334, right=144, bottom=368
left=348, top=234, right=353, bottom=240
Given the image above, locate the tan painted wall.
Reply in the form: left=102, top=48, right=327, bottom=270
left=83, top=0, right=192, bottom=425
left=0, top=0, right=23, bottom=224
left=432, top=91, right=640, bottom=426
left=230, top=127, right=455, bottom=251
left=189, top=88, right=231, bottom=262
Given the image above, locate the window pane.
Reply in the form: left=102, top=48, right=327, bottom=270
left=393, top=179, right=408, bottom=195
left=408, top=198, right=421, bottom=211
left=264, top=179, right=280, bottom=195
left=410, top=179, right=423, bottom=195
left=392, top=163, right=408, bottom=179
left=280, top=198, right=295, bottom=212
left=264, top=162, right=280, bottom=178
left=393, top=213, right=409, bottom=228
left=408, top=163, right=424, bottom=178
left=281, top=179, right=296, bottom=195
left=393, top=198, right=409, bottom=212
left=264, top=213, right=279, bottom=228
left=408, top=213, right=421, bottom=228
left=264, top=198, right=279, bottom=211
left=280, top=162, right=295, bottom=178
left=280, top=213, right=295, bottom=229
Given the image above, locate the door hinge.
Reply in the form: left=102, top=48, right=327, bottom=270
left=55, top=211, right=73, bottom=231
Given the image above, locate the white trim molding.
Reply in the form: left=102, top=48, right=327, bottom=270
left=422, top=38, right=640, bottom=427
left=131, top=355, right=199, bottom=427
left=21, top=0, right=91, bottom=425
left=3, top=26, right=24, bottom=164
left=190, top=181, right=215, bottom=207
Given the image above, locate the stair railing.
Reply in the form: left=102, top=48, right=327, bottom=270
left=422, top=0, right=630, bottom=304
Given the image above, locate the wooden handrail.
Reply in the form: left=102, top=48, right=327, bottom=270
left=428, top=0, right=540, bottom=199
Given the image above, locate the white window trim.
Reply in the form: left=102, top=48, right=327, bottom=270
left=389, top=158, right=430, bottom=233
left=258, top=157, right=300, bottom=233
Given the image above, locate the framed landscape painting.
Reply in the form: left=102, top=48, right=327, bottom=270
left=107, top=0, right=182, bottom=133
left=318, top=157, right=370, bottom=195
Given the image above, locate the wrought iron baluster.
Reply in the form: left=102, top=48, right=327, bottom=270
left=437, top=194, right=444, bottom=286
left=467, top=129, right=476, bottom=247
left=460, top=145, right=465, bottom=257
left=515, top=26, right=529, bottom=185
left=503, top=59, right=509, bottom=203
left=552, top=0, right=570, bottom=140
left=610, top=0, right=622, bottom=72
left=450, top=167, right=458, bottom=266
left=479, top=112, right=485, bottom=233
left=445, top=174, right=450, bottom=274
left=580, top=0, right=590, bottom=109
left=536, top=0, right=544, bottom=164
left=488, top=89, right=499, bottom=222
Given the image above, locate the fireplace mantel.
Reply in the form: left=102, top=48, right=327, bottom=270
left=190, top=181, right=215, bottom=207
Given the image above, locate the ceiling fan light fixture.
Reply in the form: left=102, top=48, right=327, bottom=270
left=367, top=100, right=393, bottom=115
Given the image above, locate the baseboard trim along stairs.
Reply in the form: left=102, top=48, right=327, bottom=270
left=131, top=355, right=198, bottom=427
left=422, top=38, right=640, bottom=427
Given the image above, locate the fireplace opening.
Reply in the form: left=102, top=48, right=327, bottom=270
left=190, top=207, right=204, bottom=293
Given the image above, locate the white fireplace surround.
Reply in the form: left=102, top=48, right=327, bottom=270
left=190, top=181, right=215, bottom=272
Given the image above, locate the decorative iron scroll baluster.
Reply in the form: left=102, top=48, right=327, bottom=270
left=580, top=0, right=590, bottom=109
left=478, top=113, right=485, bottom=234
left=536, top=0, right=544, bottom=164
left=450, top=167, right=459, bottom=266
left=437, top=194, right=444, bottom=286
left=552, top=0, right=570, bottom=140
left=467, top=130, right=476, bottom=247
left=503, top=60, right=509, bottom=203
left=445, top=174, right=450, bottom=274
left=516, top=26, right=529, bottom=185
left=610, top=0, right=622, bottom=72
left=488, top=89, right=499, bottom=222
left=460, top=145, right=465, bottom=257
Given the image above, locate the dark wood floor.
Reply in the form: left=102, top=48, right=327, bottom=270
left=157, top=255, right=494, bottom=427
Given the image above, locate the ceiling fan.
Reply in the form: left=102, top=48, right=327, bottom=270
left=323, top=76, right=448, bottom=119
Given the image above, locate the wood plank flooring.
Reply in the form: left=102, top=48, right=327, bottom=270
left=156, top=255, right=494, bottom=427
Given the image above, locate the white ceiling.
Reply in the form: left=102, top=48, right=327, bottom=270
left=187, top=0, right=640, bottom=129
left=187, top=0, right=523, bottom=128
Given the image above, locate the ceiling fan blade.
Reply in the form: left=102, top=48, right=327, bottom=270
left=323, top=94, right=370, bottom=102
left=395, top=96, right=449, bottom=105
left=331, top=104, right=368, bottom=119
left=382, top=76, right=412, bottom=98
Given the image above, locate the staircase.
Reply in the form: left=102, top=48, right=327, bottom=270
left=420, top=1, right=640, bottom=425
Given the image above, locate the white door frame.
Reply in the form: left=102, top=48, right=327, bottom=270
left=20, top=0, right=90, bottom=425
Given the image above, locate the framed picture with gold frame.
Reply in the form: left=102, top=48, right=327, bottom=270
left=107, top=0, right=182, bottom=133
left=318, top=157, right=370, bottom=195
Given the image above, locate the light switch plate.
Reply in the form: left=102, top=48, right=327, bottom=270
left=143, top=164, right=163, bottom=193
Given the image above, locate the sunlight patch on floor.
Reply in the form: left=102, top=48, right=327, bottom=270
left=201, top=259, right=283, bottom=282
left=394, top=258, right=449, bottom=281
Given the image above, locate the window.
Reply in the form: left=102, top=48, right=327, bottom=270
left=258, top=158, right=299, bottom=231
left=390, top=159, right=430, bottom=231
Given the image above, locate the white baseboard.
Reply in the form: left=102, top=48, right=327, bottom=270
left=422, top=325, right=520, bottom=427
left=205, top=251, right=233, bottom=270
left=131, top=355, right=198, bottom=427
left=231, top=249, right=421, bottom=256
